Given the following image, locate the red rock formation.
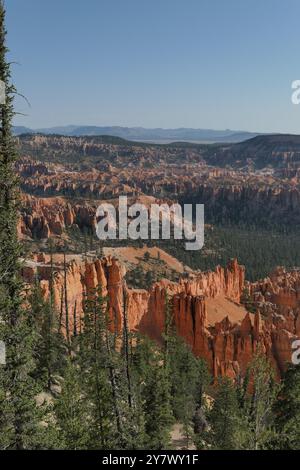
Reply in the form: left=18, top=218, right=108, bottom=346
left=19, top=195, right=96, bottom=239
left=16, top=136, right=300, bottom=237
left=24, top=255, right=300, bottom=379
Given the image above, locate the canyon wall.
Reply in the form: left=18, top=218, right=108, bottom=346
left=19, top=195, right=96, bottom=239
left=23, top=256, right=300, bottom=379
left=19, top=180, right=300, bottom=241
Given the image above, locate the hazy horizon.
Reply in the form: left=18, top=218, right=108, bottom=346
left=7, top=0, right=300, bottom=134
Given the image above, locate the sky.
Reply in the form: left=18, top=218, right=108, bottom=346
left=5, top=0, right=300, bottom=133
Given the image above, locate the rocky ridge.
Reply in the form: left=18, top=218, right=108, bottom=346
left=22, top=256, right=300, bottom=379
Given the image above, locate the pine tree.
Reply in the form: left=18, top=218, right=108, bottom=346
left=0, top=310, right=59, bottom=449
left=168, top=335, right=210, bottom=446
left=244, top=353, right=279, bottom=450
left=163, top=292, right=173, bottom=370
left=139, top=294, right=174, bottom=449
left=132, top=333, right=157, bottom=384
left=121, top=286, right=133, bottom=408
left=54, top=359, right=90, bottom=450
left=63, top=251, right=71, bottom=352
left=29, top=281, right=66, bottom=390
left=274, top=364, right=300, bottom=449
left=132, top=334, right=173, bottom=449
left=207, top=378, right=245, bottom=450
left=79, top=287, right=119, bottom=449
left=143, top=358, right=174, bottom=450
left=0, top=2, right=21, bottom=318
left=0, top=1, right=53, bottom=449
left=240, top=287, right=256, bottom=313
left=118, top=288, right=147, bottom=449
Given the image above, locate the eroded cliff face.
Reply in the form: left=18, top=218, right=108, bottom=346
left=18, top=183, right=300, bottom=241
left=18, top=195, right=96, bottom=239
left=23, top=255, right=299, bottom=379
left=16, top=147, right=300, bottom=240
left=248, top=267, right=300, bottom=374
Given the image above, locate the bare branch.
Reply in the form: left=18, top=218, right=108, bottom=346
left=12, top=92, right=31, bottom=108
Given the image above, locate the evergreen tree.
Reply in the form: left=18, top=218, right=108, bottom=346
left=0, top=2, right=53, bottom=449
left=244, top=353, right=279, bottom=450
left=0, top=1, right=21, bottom=319
left=54, top=359, right=90, bottom=450
left=79, top=287, right=119, bottom=449
left=63, top=251, right=71, bottom=352
left=274, top=364, right=300, bottom=449
left=118, top=289, right=147, bottom=449
left=121, top=287, right=133, bottom=409
left=168, top=336, right=210, bottom=446
left=132, top=334, right=173, bottom=449
left=132, top=333, right=157, bottom=383
left=240, top=287, right=256, bottom=313
left=207, top=378, right=243, bottom=450
left=141, top=294, right=174, bottom=449
left=29, top=281, right=66, bottom=390
left=143, top=358, right=174, bottom=450
left=0, top=313, right=58, bottom=449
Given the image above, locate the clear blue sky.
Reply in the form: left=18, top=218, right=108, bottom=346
left=6, top=0, right=300, bottom=132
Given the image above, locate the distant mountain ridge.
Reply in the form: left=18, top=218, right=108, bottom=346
left=205, top=133, right=300, bottom=169
left=12, top=125, right=261, bottom=143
